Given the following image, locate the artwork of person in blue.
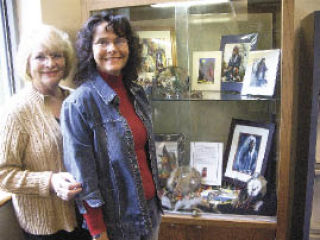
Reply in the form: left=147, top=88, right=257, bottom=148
left=225, top=46, right=242, bottom=82
left=250, top=57, right=268, bottom=87
left=233, top=135, right=259, bottom=175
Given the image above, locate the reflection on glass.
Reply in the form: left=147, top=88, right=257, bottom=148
left=97, top=0, right=280, bottom=218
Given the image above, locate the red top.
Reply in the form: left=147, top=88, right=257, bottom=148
left=83, top=72, right=156, bottom=236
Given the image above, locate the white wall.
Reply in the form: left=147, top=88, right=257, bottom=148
left=16, top=0, right=82, bottom=41
left=40, top=0, right=82, bottom=42
left=15, top=0, right=83, bottom=87
left=16, top=0, right=42, bottom=36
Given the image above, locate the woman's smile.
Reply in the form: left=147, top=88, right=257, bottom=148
left=92, top=21, right=129, bottom=76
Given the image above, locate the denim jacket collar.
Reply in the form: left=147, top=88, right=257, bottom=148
left=90, top=71, right=117, bottom=104
left=90, top=71, right=144, bottom=109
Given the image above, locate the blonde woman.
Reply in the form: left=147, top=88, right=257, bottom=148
left=0, top=25, right=90, bottom=240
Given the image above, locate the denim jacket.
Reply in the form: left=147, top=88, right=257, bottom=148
left=61, top=71, right=161, bottom=239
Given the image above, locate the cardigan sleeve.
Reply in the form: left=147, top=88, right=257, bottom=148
left=0, top=110, right=52, bottom=197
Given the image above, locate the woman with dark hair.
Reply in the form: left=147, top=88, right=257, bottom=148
left=61, top=12, right=162, bottom=240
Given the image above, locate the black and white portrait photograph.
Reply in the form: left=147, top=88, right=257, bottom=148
left=224, top=119, right=275, bottom=186
left=241, top=49, right=281, bottom=96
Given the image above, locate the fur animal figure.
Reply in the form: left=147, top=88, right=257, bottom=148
left=167, top=166, right=201, bottom=197
left=235, top=173, right=267, bottom=211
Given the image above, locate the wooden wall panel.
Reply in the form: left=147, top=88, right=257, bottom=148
left=159, top=221, right=276, bottom=240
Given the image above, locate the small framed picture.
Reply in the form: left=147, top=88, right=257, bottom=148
left=220, top=33, right=259, bottom=92
left=154, top=133, right=185, bottom=188
left=224, top=119, right=275, bottom=187
left=190, top=142, right=224, bottom=186
left=241, top=49, right=281, bottom=96
left=136, top=29, right=176, bottom=95
left=192, top=51, right=222, bottom=91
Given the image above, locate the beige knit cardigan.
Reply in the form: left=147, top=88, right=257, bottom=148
left=0, top=84, right=77, bottom=235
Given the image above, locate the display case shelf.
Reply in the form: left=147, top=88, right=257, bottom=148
left=151, top=92, right=278, bottom=101
left=81, top=0, right=294, bottom=239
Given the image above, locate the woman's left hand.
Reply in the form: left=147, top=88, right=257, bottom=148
left=50, top=172, right=82, bottom=201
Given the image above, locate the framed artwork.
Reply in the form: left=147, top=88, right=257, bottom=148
left=192, top=51, right=222, bottom=91
left=154, top=133, right=185, bottom=188
left=224, top=119, right=275, bottom=187
left=190, top=142, right=224, bottom=186
left=241, top=49, right=281, bottom=96
left=136, top=29, right=176, bottom=95
left=220, top=33, right=259, bottom=93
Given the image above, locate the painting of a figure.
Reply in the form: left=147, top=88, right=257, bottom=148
left=224, top=119, right=275, bottom=186
left=233, top=134, right=261, bottom=175
left=155, top=133, right=184, bottom=188
left=219, top=33, right=259, bottom=92
left=136, top=30, right=175, bottom=95
left=250, top=57, right=268, bottom=87
left=224, top=46, right=241, bottom=82
left=222, top=43, right=251, bottom=83
left=192, top=51, right=222, bottom=91
left=155, top=142, right=178, bottom=188
left=198, top=58, right=215, bottom=83
left=141, top=38, right=167, bottom=72
left=241, top=49, right=280, bottom=96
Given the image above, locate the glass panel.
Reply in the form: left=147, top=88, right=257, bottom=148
left=0, top=0, right=17, bottom=200
left=0, top=25, right=12, bottom=107
left=0, top=0, right=17, bottom=108
left=95, top=0, right=281, bottom=219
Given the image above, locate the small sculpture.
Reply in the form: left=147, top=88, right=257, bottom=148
left=167, top=166, right=201, bottom=198
left=235, top=172, right=267, bottom=211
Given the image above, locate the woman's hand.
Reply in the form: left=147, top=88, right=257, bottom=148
left=50, top=172, right=82, bottom=200
left=93, top=231, right=109, bottom=240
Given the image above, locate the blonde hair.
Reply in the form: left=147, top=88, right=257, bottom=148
left=16, top=24, right=75, bottom=82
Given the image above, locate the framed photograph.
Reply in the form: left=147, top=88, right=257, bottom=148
left=154, top=133, right=184, bottom=188
left=192, top=51, right=222, bottom=91
left=190, top=142, right=224, bottom=186
left=224, top=119, right=275, bottom=187
left=220, top=33, right=259, bottom=92
left=241, top=49, right=281, bottom=96
left=136, top=29, right=176, bottom=95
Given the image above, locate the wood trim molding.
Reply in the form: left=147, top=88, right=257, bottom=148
left=81, top=0, right=90, bottom=24
left=162, top=214, right=277, bottom=229
left=84, top=0, right=204, bottom=11
left=277, top=0, right=295, bottom=239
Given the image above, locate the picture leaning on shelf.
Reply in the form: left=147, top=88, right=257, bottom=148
left=192, top=51, right=222, bottom=91
left=219, top=119, right=277, bottom=215
left=136, top=29, right=176, bottom=97
left=154, top=133, right=185, bottom=187
left=219, top=32, right=259, bottom=93
left=241, top=49, right=281, bottom=97
left=223, top=119, right=275, bottom=186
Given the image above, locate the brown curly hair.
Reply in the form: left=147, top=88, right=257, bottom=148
left=74, top=12, right=141, bottom=87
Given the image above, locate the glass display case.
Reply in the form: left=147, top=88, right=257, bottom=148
left=82, top=0, right=294, bottom=239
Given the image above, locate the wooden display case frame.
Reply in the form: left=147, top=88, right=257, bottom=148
left=80, top=0, right=295, bottom=239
